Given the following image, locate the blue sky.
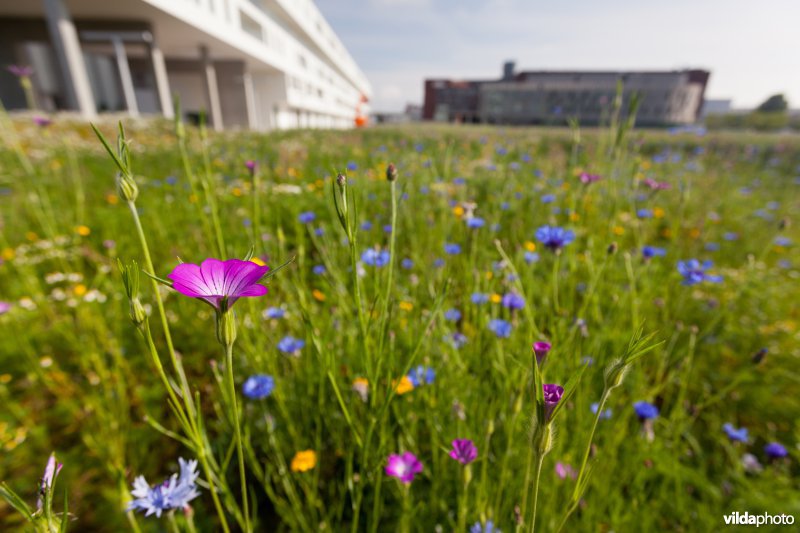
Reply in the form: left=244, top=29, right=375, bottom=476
left=317, top=0, right=799, bottom=112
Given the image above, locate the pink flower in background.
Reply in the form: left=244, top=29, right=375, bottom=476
left=385, top=452, right=423, bottom=483
left=168, top=258, right=269, bottom=309
left=449, top=439, right=478, bottom=465
left=555, top=462, right=576, bottom=480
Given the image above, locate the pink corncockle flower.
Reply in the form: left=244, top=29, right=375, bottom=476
left=449, top=439, right=478, bottom=465
left=555, top=462, right=576, bottom=480
left=579, top=172, right=602, bottom=184
left=642, top=177, right=671, bottom=190
left=385, top=452, right=423, bottom=483
left=33, top=116, right=52, bottom=127
left=168, top=258, right=269, bottom=310
left=7, top=65, right=33, bottom=77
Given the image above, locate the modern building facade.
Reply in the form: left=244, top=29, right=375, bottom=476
left=0, top=0, right=371, bottom=130
left=424, top=62, right=709, bottom=127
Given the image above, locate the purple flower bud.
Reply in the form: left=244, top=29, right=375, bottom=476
left=543, top=384, right=564, bottom=421
left=533, top=341, right=551, bottom=365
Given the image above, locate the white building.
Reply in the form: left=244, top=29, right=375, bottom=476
left=0, top=0, right=371, bottom=130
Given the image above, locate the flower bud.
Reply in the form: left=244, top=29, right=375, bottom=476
left=386, top=163, right=398, bottom=182
left=216, top=309, right=237, bottom=348
left=130, top=298, right=147, bottom=327
left=533, top=421, right=553, bottom=455
left=336, top=173, right=347, bottom=187
left=607, top=242, right=618, bottom=255
left=604, top=358, right=629, bottom=390
left=116, top=172, right=138, bottom=202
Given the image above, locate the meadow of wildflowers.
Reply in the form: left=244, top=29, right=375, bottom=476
left=0, top=109, right=798, bottom=532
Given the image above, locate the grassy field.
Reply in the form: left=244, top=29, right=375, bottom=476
left=0, top=113, right=798, bottom=532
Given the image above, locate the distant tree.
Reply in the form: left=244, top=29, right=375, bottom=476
left=756, top=94, right=788, bottom=113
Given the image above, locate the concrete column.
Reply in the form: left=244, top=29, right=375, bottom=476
left=149, top=43, right=174, bottom=118
left=42, top=0, right=96, bottom=118
left=200, top=46, right=223, bottom=131
left=111, top=37, right=139, bottom=117
left=242, top=71, right=257, bottom=130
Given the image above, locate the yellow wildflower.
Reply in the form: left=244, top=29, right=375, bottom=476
left=76, top=225, right=91, bottom=236
left=394, top=376, right=414, bottom=395
left=291, top=450, right=317, bottom=472
left=399, top=301, right=413, bottom=311
left=312, top=289, right=326, bottom=302
left=524, top=241, right=536, bottom=252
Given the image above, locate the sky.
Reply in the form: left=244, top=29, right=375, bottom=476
left=317, top=0, right=800, bottom=112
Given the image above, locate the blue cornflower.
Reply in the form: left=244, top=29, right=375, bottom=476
left=765, top=442, right=788, bottom=459
left=633, top=401, right=659, bottom=420
left=277, top=336, right=305, bottom=354
left=536, top=225, right=575, bottom=250
left=677, top=259, right=723, bottom=285
left=642, top=246, right=666, bottom=259
left=467, top=217, right=485, bottom=228
left=361, top=220, right=373, bottom=231
left=590, top=402, right=613, bottom=420
left=470, top=520, right=501, bottom=533
left=263, top=307, right=285, bottom=319
left=501, top=202, right=510, bottom=210
left=298, top=211, right=316, bottom=224
left=312, top=264, right=326, bottom=275
left=524, top=251, right=540, bottom=264
left=165, top=176, right=178, bottom=186
left=722, top=423, right=748, bottom=443
left=444, top=308, right=462, bottom=322
left=444, top=243, right=462, bottom=255
left=407, top=365, right=435, bottom=387
left=401, top=258, right=414, bottom=269
left=433, top=258, right=445, bottom=268
left=128, top=458, right=200, bottom=517
left=705, top=242, right=720, bottom=252
left=453, top=177, right=466, bottom=185
left=488, top=319, right=512, bottom=338
left=346, top=161, right=358, bottom=171
left=541, top=194, right=556, bottom=204
left=314, top=227, right=324, bottom=236
left=471, top=292, right=489, bottom=304
left=637, top=208, right=653, bottom=218
left=445, top=332, right=468, bottom=349
left=723, top=232, right=739, bottom=241
left=501, top=292, right=525, bottom=310
left=775, top=236, right=792, bottom=247
left=242, top=374, right=275, bottom=399
left=362, top=249, right=390, bottom=267
left=383, top=224, right=392, bottom=234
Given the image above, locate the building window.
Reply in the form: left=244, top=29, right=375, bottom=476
left=240, top=11, right=263, bottom=42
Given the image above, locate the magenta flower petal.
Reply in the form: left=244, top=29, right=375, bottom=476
left=169, top=263, right=207, bottom=297
left=168, top=258, right=269, bottom=309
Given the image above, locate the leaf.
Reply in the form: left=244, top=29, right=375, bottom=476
left=550, top=363, right=588, bottom=421
left=260, top=256, right=296, bottom=282
left=0, top=482, right=33, bottom=520
left=90, top=123, right=127, bottom=175
left=140, top=269, right=174, bottom=288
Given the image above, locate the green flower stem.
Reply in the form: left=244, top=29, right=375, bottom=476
left=224, top=341, right=251, bottom=533
left=126, top=200, right=196, bottom=418
left=527, top=454, right=545, bottom=533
